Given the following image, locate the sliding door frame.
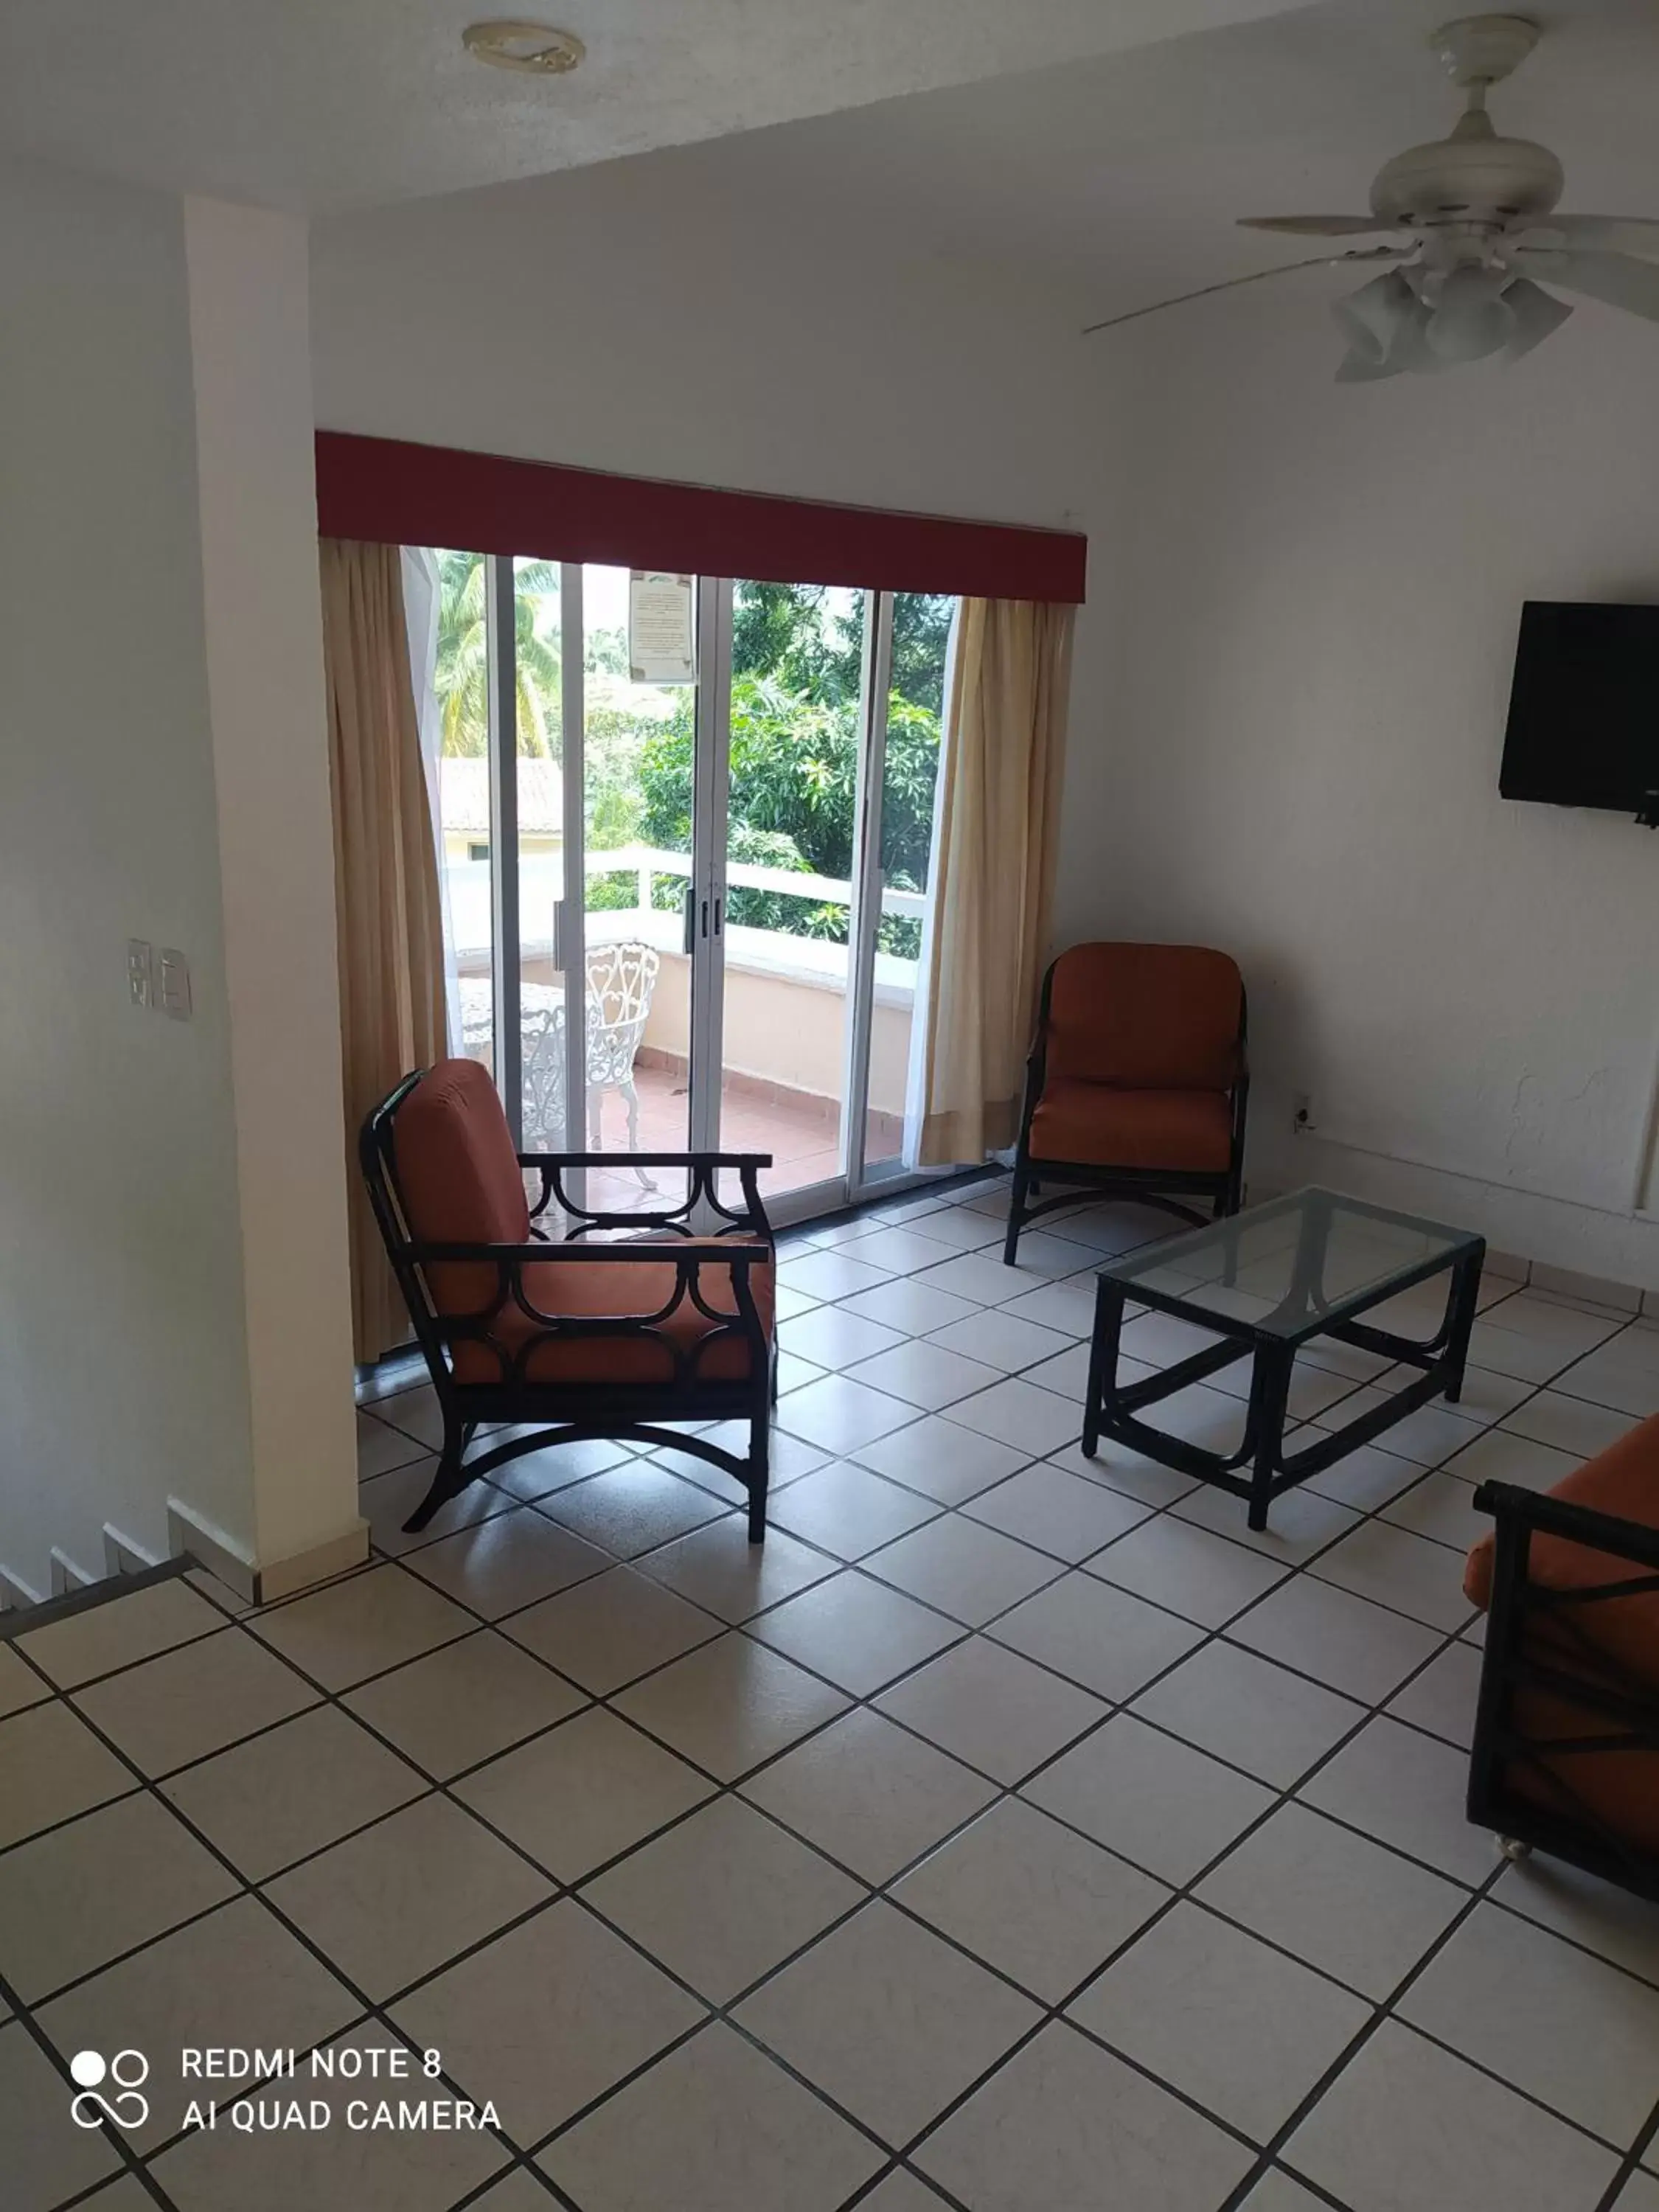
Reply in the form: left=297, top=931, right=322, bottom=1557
left=688, top=579, right=732, bottom=1161
left=486, top=554, right=523, bottom=1146
left=840, top=589, right=893, bottom=1203
left=473, top=557, right=947, bottom=1225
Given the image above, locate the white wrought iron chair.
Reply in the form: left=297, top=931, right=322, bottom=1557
left=583, top=940, right=661, bottom=1175
left=519, top=998, right=567, bottom=1155
left=459, top=947, right=661, bottom=1183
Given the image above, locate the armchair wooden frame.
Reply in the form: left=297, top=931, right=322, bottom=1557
left=1003, top=960, right=1249, bottom=1265
left=361, top=1073, right=777, bottom=1543
left=1468, top=1478, right=1659, bottom=1902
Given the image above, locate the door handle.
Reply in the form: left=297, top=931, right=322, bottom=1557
left=713, top=895, right=723, bottom=937
left=682, top=883, right=696, bottom=957
left=552, top=898, right=567, bottom=972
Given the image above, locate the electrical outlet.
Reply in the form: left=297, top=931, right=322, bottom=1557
left=128, top=938, right=154, bottom=1008
left=1292, top=1092, right=1316, bottom=1134
left=159, top=948, right=192, bottom=1021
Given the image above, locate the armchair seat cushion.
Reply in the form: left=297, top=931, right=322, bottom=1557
left=386, top=1057, right=773, bottom=1392
left=449, top=1245, right=773, bottom=1388
left=1464, top=1415, right=1659, bottom=1683
left=1029, top=1081, right=1232, bottom=1173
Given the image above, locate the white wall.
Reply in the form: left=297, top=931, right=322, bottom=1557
left=310, top=136, right=1110, bottom=928
left=184, top=199, right=362, bottom=1587
left=0, top=161, right=361, bottom=1601
left=1084, top=276, right=1659, bottom=1288
left=312, top=142, right=1093, bottom=535
left=0, top=159, right=255, bottom=1595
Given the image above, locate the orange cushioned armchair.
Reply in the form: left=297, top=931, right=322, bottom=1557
left=361, top=1058, right=776, bottom=1542
left=1004, top=942, right=1248, bottom=1265
left=1465, top=1413, right=1659, bottom=1898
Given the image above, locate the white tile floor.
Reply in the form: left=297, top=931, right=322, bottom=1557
left=4, top=1175, right=1659, bottom=2211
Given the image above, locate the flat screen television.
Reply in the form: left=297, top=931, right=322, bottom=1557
left=1500, top=601, right=1659, bottom=825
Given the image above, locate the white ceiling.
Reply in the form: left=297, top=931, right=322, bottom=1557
left=641, top=0, right=1659, bottom=327
left=0, top=0, right=1311, bottom=212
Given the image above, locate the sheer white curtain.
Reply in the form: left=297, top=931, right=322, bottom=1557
left=400, top=546, right=461, bottom=1054
left=901, top=599, right=961, bottom=1169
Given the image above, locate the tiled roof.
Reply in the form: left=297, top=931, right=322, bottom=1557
left=439, top=755, right=563, bottom=835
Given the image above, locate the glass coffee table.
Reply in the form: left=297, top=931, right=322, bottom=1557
left=1082, top=1187, right=1485, bottom=1531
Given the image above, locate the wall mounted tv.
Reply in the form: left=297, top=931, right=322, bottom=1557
left=1500, top=601, right=1659, bottom=827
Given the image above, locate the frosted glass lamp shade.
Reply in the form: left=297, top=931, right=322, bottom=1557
left=1425, top=265, right=1516, bottom=361
left=1331, top=270, right=1418, bottom=364
left=1501, top=277, right=1573, bottom=358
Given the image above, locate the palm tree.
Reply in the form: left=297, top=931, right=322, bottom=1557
left=434, top=552, right=561, bottom=757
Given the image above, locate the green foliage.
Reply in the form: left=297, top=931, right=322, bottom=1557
left=435, top=552, right=560, bottom=759
left=580, top=703, right=650, bottom=850
left=435, top=564, right=948, bottom=953
left=638, top=669, right=939, bottom=885
left=584, top=625, right=629, bottom=677
left=729, top=585, right=954, bottom=720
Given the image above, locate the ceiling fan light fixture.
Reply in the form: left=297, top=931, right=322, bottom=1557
left=1425, top=261, right=1516, bottom=358
left=1085, top=16, right=1659, bottom=376
left=1335, top=346, right=1406, bottom=383
left=1331, top=269, right=1419, bottom=363
left=1500, top=276, right=1573, bottom=358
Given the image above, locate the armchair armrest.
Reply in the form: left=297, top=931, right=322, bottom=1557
left=406, top=1237, right=771, bottom=1267
left=1473, top=1480, right=1659, bottom=1573
left=408, top=1234, right=775, bottom=1356
left=515, top=1152, right=775, bottom=1172
left=515, top=1150, right=776, bottom=1239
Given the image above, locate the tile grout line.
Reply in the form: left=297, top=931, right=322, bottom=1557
left=10, top=1186, right=1656, bottom=2211
left=352, top=1272, right=1658, bottom=2184
left=3, top=1652, right=546, bottom=2198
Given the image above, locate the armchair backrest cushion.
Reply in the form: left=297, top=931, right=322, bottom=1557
left=391, top=1057, right=530, bottom=1318
left=1046, top=942, right=1242, bottom=1093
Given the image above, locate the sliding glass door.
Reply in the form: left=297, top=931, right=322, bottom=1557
left=427, top=551, right=953, bottom=1225
left=568, top=562, right=697, bottom=1213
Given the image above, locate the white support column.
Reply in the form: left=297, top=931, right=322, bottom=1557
left=184, top=198, right=364, bottom=1597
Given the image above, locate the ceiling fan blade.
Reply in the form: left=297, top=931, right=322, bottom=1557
left=1512, top=247, right=1659, bottom=322
left=1514, top=215, right=1659, bottom=257
left=1082, top=247, right=1408, bottom=336
left=1238, top=215, right=1403, bottom=236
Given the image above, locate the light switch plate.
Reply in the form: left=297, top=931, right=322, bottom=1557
left=159, top=947, right=192, bottom=1020
left=128, top=939, right=154, bottom=1007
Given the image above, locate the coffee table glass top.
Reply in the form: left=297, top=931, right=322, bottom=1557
left=1101, top=1187, right=1481, bottom=1343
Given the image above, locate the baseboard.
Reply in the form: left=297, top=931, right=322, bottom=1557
left=1262, top=1130, right=1659, bottom=1309
left=167, top=1500, right=259, bottom=1604
left=251, top=1520, right=370, bottom=1605
left=165, top=1498, right=369, bottom=1606
left=104, top=1525, right=164, bottom=1577
left=0, top=1556, right=189, bottom=1639
left=0, top=1562, right=46, bottom=1613
left=49, top=1548, right=96, bottom=1597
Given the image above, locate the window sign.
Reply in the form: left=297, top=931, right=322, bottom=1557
left=629, top=571, right=695, bottom=684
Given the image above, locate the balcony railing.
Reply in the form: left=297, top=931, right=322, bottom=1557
left=445, top=844, right=924, bottom=998
left=574, top=844, right=925, bottom=926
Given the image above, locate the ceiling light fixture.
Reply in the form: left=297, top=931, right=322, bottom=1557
left=462, top=21, right=585, bottom=74
left=1083, top=15, right=1659, bottom=380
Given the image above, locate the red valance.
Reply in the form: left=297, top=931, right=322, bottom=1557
left=313, top=432, right=1087, bottom=605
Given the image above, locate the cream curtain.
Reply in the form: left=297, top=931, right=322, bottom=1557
left=320, top=538, right=448, bottom=1362
left=917, top=597, right=1077, bottom=1166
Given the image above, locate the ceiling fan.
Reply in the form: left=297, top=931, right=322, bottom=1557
left=1085, top=14, right=1659, bottom=378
